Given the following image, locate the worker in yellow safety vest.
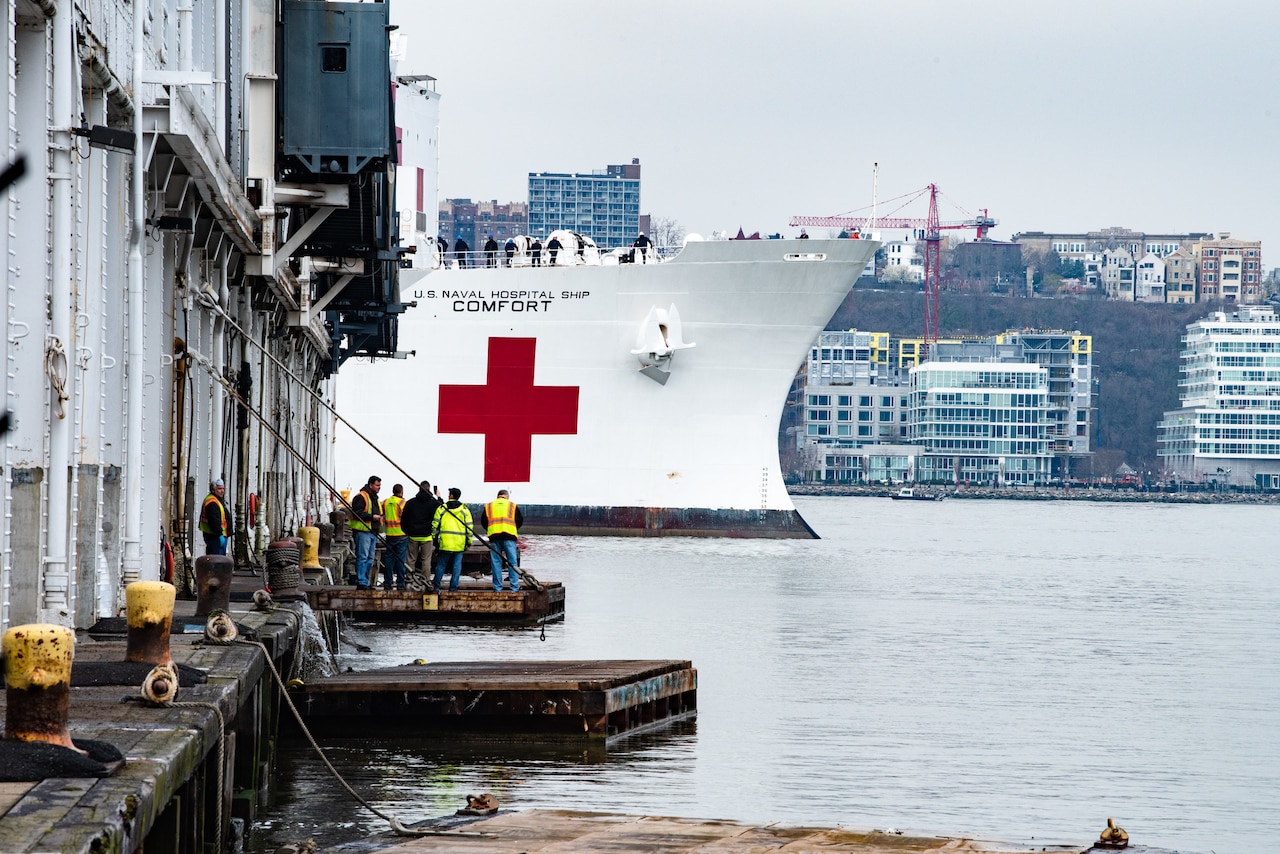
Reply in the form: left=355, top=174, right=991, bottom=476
left=199, top=479, right=232, bottom=556
left=381, top=483, right=408, bottom=590
left=481, top=489, right=524, bottom=592
left=431, top=487, right=473, bottom=593
left=348, top=476, right=382, bottom=589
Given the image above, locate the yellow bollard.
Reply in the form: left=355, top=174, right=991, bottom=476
left=3, top=624, right=78, bottom=750
left=124, top=580, right=176, bottom=665
left=299, top=526, right=322, bottom=569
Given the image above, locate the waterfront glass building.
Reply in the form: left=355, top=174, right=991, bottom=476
left=1157, top=307, right=1280, bottom=487
left=527, top=160, right=641, bottom=249
left=908, top=363, right=1052, bottom=485
left=796, top=329, right=1087, bottom=484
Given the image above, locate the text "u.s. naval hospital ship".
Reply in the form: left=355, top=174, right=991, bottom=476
left=336, top=235, right=879, bottom=537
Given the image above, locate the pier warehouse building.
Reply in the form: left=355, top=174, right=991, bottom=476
left=1, top=0, right=408, bottom=630
left=797, top=329, right=1092, bottom=485
left=1157, top=307, right=1280, bottom=488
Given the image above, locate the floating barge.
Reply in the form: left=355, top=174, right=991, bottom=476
left=304, top=581, right=565, bottom=625
left=290, top=660, right=696, bottom=741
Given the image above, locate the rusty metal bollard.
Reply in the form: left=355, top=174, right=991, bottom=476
left=330, top=509, right=350, bottom=542
left=3, top=624, right=78, bottom=750
left=124, top=580, right=176, bottom=666
left=317, top=522, right=334, bottom=557
left=298, top=526, right=322, bottom=569
left=193, top=555, right=234, bottom=618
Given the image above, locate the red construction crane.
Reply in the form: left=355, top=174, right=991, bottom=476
left=791, top=184, right=996, bottom=358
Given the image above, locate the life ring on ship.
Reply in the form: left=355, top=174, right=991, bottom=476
left=162, top=539, right=174, bottom=583
left=248, top=492, right=259, bottom=528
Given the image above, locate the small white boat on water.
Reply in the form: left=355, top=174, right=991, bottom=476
left=890, top=487, right=941, bottom=501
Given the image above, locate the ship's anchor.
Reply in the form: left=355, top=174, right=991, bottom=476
left=630, top=303, right=696, bottom=385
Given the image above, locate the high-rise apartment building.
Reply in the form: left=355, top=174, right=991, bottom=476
left=527, top=159, right=641, bottom=249
left=1157, top=307, right=1280, bottom=486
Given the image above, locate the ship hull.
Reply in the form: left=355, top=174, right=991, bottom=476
left=336, top=238, right=878, bottom=537
left=517, top=504, right=818, bottom=538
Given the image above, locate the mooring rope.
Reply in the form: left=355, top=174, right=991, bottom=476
left=234, top=635, right=491, bottom=838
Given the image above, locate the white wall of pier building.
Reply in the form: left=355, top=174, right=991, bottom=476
left=1, top=0, right=359, bottom=631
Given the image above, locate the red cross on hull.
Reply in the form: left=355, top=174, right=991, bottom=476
left=438, top=337, right=580, bottom=482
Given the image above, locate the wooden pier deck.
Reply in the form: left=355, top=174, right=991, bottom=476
left=0, top=602, right=305, bottom=854
left=305, top=581, right=565, bottom=624
left=369, top=809, right=1087, bottom=853
left=290, top=660, right=696, bottom=741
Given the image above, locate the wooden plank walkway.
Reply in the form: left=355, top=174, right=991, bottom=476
left=305, top=581, right=565, bottom=624
left=290, top=660, right=696, bottom=741
left=0, top=605, right=304, bottom=854
left=370, top=810, right=1087, bottom=853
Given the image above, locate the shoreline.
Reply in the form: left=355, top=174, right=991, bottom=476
left=788, top=483, right=1280, bottom=504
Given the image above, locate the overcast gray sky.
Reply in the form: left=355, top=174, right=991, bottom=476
left=392, top=0, right=1279, bottom=257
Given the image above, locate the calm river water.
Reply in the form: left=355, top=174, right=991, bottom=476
left=250, top=496, right=1280, bottom=853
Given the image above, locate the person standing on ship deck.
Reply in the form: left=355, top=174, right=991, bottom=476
left=432, top=488, right=473, bottom=593
left=481, top=489, right=524, bottom=592
left=632, top=232, right=652, bottom=262
left=453, top=236, right=470, bottom=268
left=504, top=237, right=517, bottom=266
left=484, top=234, right=499, bottom=268
left=348, top=476, right=382, bottom=590
left=199, top=479, right=232, bottom=556
left=401, top=480, right=441, bottom=591
left=530, top=236, right=543, bottom=266
left=381, top=483, right=408, bottom=590
left=546, top=235, right=562, bottom=266
left=435, top=234, right=448, bottom=266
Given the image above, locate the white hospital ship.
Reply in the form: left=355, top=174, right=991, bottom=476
left=336, top=236, right=879, bottom=537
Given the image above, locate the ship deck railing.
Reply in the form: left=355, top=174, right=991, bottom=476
left=429, top=245, right=678, bottom=270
